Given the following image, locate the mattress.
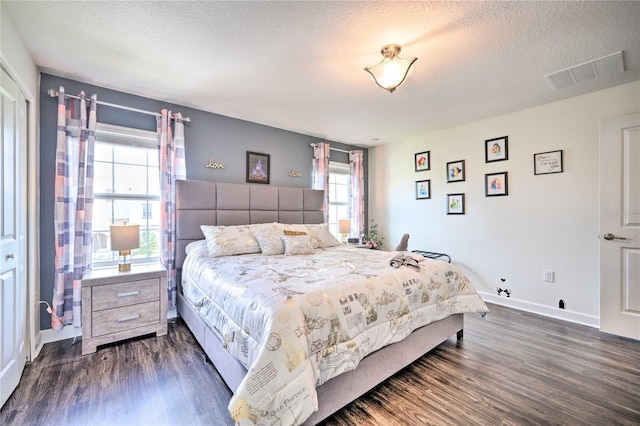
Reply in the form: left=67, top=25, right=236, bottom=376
left=181, top=241, right=489, bottom=425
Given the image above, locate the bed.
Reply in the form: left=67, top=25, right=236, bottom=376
left=175, top=179, right=489, bottom=425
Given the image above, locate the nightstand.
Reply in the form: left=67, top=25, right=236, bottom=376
left=81, top=263, right=167, bottom=355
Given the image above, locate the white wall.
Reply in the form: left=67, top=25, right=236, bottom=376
left=370, top=82, right=640, bottom=326
left=1, top=5, right=38, bottom=92
left=1, top=3, right=41, bottom=356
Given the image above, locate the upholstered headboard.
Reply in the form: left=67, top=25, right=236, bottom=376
left=175, top=179, right=325, bottom=268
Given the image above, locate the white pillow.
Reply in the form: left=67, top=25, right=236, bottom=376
left=306, top=223, right=341, bottom=248
left=251, top=223, right=285, bottom=256
left=200, top=225, right=261, bottom=257
left=282, top=234, right=314, bottom=256
left=185, top=239, right=207, bottom=255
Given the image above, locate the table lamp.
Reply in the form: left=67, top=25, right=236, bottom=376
left=338, top=219, right=351, bottom=244
left=110, top=223, right=140, bottom=272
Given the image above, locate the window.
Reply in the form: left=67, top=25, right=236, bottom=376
left=328, top=161, right=351, bottom=238
left=91, top=123, right=159, bottom=267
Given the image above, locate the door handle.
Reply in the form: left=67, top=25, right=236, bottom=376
left=603, top=233, right=627, bottom=241
left=5, top=253, right=14, bottom=260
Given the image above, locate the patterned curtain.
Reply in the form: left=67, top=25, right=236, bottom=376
left=53, top=87, right=97, bottom=330
left=349, top=150, right=365, bottom=240
left=158, top=110, right=186, bottom=307
left=312, top=142, right=330, bottom=222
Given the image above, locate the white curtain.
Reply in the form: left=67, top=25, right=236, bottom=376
left=349, top=150, right=364, bottom=240
left=53, top=87, right=97, bottom=329
left=157, top=110, right=186, bottom=307
left=312, top=142, right=330, bottom=222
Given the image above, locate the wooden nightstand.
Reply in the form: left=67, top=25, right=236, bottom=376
left=81, top=263, right=168, bottom=355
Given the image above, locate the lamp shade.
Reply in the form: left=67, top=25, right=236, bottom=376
left=110, top=224, right=140, bottom=251
left=338, top=219, right=351, bottom=234
left=364, top=44, right=417, bottom=93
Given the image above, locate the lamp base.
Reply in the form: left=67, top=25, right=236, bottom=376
left=118, top=250, right=132, bottom=272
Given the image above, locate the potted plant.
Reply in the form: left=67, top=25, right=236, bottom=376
left=361, top=219, right=383, bottom=249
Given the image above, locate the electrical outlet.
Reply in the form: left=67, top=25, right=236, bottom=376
left=544, top=270, right=554, bottom=282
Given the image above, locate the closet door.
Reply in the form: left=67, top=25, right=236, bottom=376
left=0, top=67, right=27, bottom=407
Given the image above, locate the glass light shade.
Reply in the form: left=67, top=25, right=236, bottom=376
left=364, top=44, right=417, bottom=93
left=339, top=219, right=351, bottom=234
left=110, top=223, right=140, bottom=271
left=339, top=219, right=351, bottom=244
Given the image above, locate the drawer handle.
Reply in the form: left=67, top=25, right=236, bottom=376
left=116, top=314, right=140, bottom=323
left=116, top=291, right=139, bottom=298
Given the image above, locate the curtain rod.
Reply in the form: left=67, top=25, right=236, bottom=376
left=47, top=89, right=192, bottom=123
left=310, top=143, right=350, bottom=154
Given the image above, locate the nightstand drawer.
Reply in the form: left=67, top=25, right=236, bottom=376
left=92, top=301, right=160, bottom=337
left=92, top=279, right=159, bottom=311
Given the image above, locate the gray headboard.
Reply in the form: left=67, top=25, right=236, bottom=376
left=175, top=179, right=325, bottom=268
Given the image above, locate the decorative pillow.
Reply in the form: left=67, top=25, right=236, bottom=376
left=185, top=239, right=207, bottom=256
left=306, top=223, right=341, bottom=248
left=283, top=230, right=308, bottom=236
left=282, top=234, right=314, bottom=256
left=282, top=223, right=308, bottom=234
left=251, top=223, right=286, bottom=256
left=200, top=225, right=261, bottom=257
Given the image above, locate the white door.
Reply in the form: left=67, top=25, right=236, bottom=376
left=0, top=68, right=27, bottom=407
left=600, top=113, right=640, bottom=340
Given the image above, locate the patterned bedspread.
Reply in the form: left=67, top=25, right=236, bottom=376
left=181, top=241, right=489, bottom=426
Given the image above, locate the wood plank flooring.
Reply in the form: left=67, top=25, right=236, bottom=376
left=1, top=303, right=638, bottom=425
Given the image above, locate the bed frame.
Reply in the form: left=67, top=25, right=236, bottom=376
left=175, top=179, right=463, bottom=425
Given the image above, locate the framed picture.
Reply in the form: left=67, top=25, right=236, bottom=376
left=446, top=160, right=465, bottom=182
left=246, top=151, right=270, bottom=184
left=534, top=150, right=563, bottom=175
left=414, top=151, right=430, bottom=172
left=415, top=180, right=431, bottom=199
left=485, top=136, right=508, bottom=163
left=485, top=172, right=509, bottom=196
left=447, top=193, right=465, bottom=214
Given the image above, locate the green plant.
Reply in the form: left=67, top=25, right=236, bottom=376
left=361, top=219, right=383, bottom=249
left=132, top=230, right=160, bottom=258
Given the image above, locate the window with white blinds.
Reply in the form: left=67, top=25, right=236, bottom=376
left=328, top=161, right=351, bottom=238
left=91, top=123, right=160, bottom=267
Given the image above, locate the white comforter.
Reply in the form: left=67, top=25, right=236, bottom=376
left=182, top=241, right=489, bottom=425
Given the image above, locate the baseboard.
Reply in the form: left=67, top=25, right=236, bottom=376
left=39, top=324, right=82, bottom=346
left=167, top=305, right=177, bottom=319
left=478, top=291, right=600, bottom=328
left=31, top=331, right=43, bottom=360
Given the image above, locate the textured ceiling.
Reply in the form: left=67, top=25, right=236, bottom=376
left=4, top=1, right=640, bottom=146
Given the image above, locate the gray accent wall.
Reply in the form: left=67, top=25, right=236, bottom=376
left=39, top=73, right=368, bottom=330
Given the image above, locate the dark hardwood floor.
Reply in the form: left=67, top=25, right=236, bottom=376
left=1, top=303, right=638, bottom=425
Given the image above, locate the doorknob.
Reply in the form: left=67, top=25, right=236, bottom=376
left=603, top=233, right=627, bottom=241
left=5, top=253, right=14, bottom=260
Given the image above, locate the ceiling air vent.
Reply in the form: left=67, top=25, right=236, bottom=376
left=545, top=51, right=624, bottom=90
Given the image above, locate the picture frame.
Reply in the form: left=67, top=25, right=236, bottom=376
left=414, top=151, right=430, bottom=172
left=447, top=193, right=465, bottom=215
left=246, top=151, right=270, bottom=184
left=534, top=150, right=563, bottom=175
left=485, top=136, right=509, bottom=163
left=415, top=179, right=431, bottom=200
left=485, top=171, right=509, bottom=196
left=446, top=159, right=465, bottom=182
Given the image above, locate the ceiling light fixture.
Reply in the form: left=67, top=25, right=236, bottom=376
left=364, top=44, right=417, bottom=93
